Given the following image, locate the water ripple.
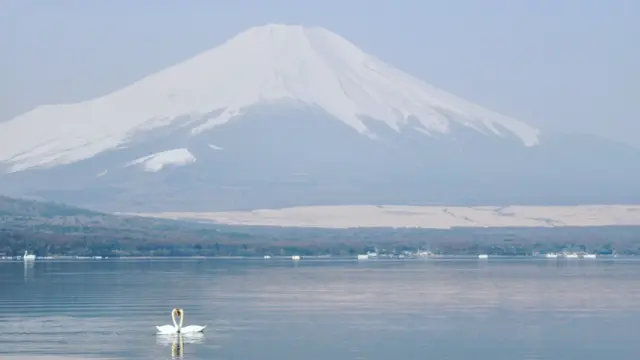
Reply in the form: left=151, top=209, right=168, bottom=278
left=1, top=259, right=639, bottom=359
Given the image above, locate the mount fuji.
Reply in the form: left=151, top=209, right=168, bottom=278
left=0, top=24, right=638, bottom=212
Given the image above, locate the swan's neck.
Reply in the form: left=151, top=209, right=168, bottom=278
left=172, top=311, right=179, bottom=330
left=172, top=310, right=184, bottom=331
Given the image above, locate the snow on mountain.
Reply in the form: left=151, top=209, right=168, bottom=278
left=0, top=24, right=539, bottom=174
left=124, top=148, right=196, bottom=172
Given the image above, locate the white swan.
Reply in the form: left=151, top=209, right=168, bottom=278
left=23, top=250, right=36, bottom=261
left=156, top=308, right=206, bottom=334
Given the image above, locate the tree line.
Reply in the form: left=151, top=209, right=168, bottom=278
left=1, top=223, right=638, bottom=257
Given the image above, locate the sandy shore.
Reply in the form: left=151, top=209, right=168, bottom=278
left=131, top=204, right=640, bottom=229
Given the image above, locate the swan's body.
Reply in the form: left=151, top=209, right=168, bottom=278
left=156, top=308, right=206, bottom=334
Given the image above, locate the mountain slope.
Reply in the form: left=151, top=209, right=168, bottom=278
left=0, top=24, right=637, bottom=212
left=0, top=24, right=538, bottom=173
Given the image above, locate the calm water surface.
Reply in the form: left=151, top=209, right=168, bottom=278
left=1, top=258, right=640, bottom=359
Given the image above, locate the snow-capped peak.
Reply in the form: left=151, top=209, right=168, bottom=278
left=0, top=24, right=539, bottom=173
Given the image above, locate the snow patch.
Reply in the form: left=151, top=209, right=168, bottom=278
left=192, top=108, right=244, bottom=135
left=125, top=148, right=196, bottom=172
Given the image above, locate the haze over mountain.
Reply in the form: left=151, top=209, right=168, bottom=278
left=0, top=24, right=638, bottom=212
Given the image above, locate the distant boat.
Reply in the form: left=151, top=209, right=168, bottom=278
left=291, top=255, right=301, bottom=260
left=263, top=255, right=272, bottom=259
left=23, top=250, right=36, bottom=261
left=478, top=254, right=489, bottom=259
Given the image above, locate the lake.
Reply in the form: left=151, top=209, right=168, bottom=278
left=1, top=258, right=639, bottom=359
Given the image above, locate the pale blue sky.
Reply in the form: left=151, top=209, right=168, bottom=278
left=1, top=0, right=638, bottom=146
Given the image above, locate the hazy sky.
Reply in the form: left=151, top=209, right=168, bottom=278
left=1, top=0, right=638, bottom=146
